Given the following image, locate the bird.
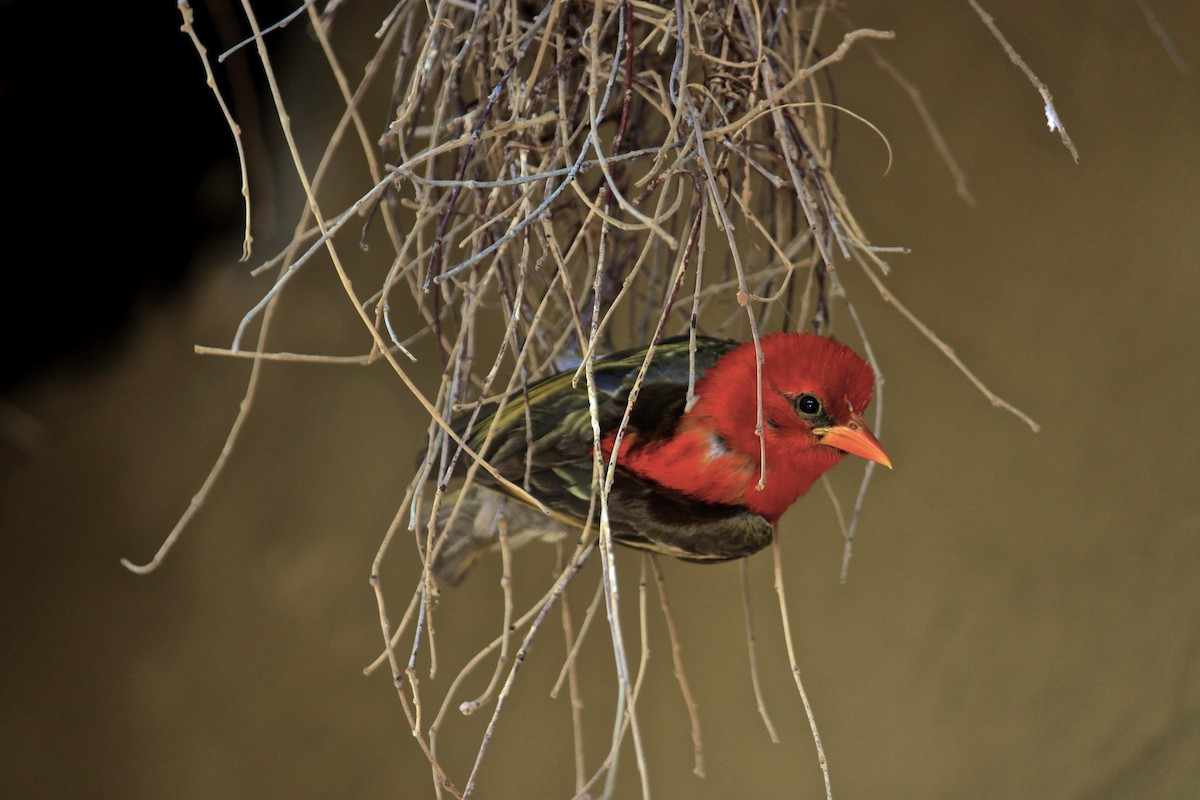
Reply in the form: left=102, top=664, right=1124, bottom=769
left=425, top=332, right=890, bottom=585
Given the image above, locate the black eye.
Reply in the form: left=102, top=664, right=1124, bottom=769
left=794, top=394, right=822, bottom=417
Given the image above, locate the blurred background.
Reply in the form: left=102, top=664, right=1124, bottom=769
left=2, top=1, right=1198, bottom=797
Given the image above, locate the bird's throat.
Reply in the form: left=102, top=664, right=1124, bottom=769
left=603, top=427, right=837, bottom=523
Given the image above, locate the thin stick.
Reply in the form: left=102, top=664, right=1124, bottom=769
left=195, top=345, right=380, bottom=364
left=772, top=530, right=832, bottom=800
left=551, top=581, right=606, bottom=699
left=1135, top=0, right=1189, bottom=72
left=832, top=284, right=885, bottom=583
left=852, top=251, right=1040, bottom=431
left=650, top=556, right=706, bottom=777
left=867, top=45, right=975, bottom=206
left=967, top=0, right=1079, bottom=162
left=461, top=545, right=595, bottom=797
left=740, top=559, right=780, bottom=743
left=119, top=348, right=263, bottom=574
left=458, top=517, right=515, bottom=715
left=177, top=1, right=253, bottom=259
left=424, top=542, right=595, bottom=774
left=556, top=543, right=591, bottom=794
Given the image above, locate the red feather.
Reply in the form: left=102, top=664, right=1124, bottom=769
left=606, top=333, right=878, bottom=522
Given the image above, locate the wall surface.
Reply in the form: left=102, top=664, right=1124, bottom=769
left=2, top=2, right=1198, bottom=797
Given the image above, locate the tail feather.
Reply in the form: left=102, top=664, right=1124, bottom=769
left=427, top=487, right=574, bottom=586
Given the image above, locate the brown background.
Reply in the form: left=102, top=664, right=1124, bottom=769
left=3, top=1, right=1199, bottom=797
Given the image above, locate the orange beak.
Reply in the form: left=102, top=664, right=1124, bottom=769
left=814, top=412, right=892, bottom=469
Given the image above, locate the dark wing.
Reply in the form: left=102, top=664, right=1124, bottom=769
left=460, top=335, right=737, bottom=486
left=601, top=476, right=774, bottom=560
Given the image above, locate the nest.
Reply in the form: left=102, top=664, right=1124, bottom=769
left=378, top=1, right=897, bottom=359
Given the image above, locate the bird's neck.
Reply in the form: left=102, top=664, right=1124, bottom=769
left=606, top=424, right=840, bottom=523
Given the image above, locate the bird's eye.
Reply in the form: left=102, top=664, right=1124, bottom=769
left=794, top=393, right=822, bottom=417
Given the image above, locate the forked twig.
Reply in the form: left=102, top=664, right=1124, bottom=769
left=462, top=544, right=595, bottom=796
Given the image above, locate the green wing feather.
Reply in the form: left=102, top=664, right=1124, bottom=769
left=464, top=335, right=735, bottom=470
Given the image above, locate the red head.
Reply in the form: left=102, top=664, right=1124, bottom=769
left=663, top=333, right=890, bottom=521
